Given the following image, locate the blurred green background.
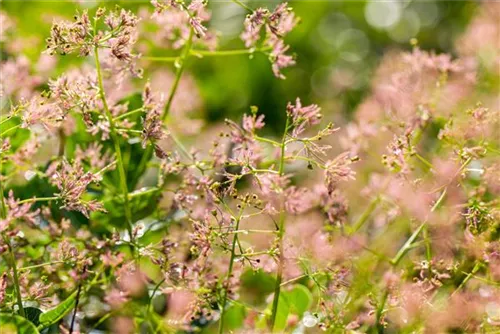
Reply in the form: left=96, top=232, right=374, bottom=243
left=2, top=0, right=478, bottom=132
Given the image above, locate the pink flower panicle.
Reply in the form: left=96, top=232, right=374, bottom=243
left=241, top=3, right=298, bottom=78
left=141, top=82, right=169, bottom=157
left=151, top=0, right=215, bottom=49
left=0, top=190, right=40, bottom=232
left=324, top=152, right=358, bottom=194
left=49, top=159, right=106, bottom=218
left=287, top=97, right=322, bottom=136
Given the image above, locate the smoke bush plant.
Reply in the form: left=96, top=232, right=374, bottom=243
left=0, top=1, right=499, bottom=333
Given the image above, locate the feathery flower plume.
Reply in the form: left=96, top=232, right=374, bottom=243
left=49, top=159, right=105, bottom=217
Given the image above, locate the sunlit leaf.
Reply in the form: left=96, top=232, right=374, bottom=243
left=286, top=285, right=313, bottom=316
left=0, top=313, right=40, bottom=334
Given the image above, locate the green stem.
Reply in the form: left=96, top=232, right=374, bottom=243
left=162, top=29, right=194, bottom=122
left=0, top=116, right=13, bottom=126
left=141, top=56, right=178, bottom=62
left=19, top=261, right=65, bottom=271
left=431, top=188, right=447, bottom=212
left=135, top=30, right=195, bottom=185
left=228, top=229, right=277, bottom=234
left=349, top=196, right=381, bottom=235
left=218, top=210, right=243, bottom=334
left=390, top=222, right=426, bottom=266
left=146, top=277, right=166, bottom=331
left=128, top=187, right=160, bottom=199
left=238, top=250, right=271, bottom=258
left=254, top=135, right=281, bottom=147
left=230, top=0, right=253, bottom=12
left=144, top=47, right=270, bottom=63
left=94, top=46, right=134, bottom=244
left=113, top=107, right=144, bottom=121
left=415, top=153, right=433, bottom=170
left=17, top=197, right=58, bottom=205
left=452, top=261, right=482, bottom=296
left=376, top=289, right=389, bottom=333
left=0, top=160, right=6, bottom=219
left=0, top=124, right=21, bottom=137
left=2, top=236, right=25, bottom=318
left=190, top=48, right=268, bottom=57
left=0, top=159, right=19, bottom=315
left=391, top=187, right=448, bottom=266
left=280, top=272, right=322, bottom=287
left=270, top=117, right=290, bottom=331
left=0, top=161, right=24, bottom=317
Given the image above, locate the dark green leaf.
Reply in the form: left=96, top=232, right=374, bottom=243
left=92, top=186, right=160, bottom=230
left=23, top=307, right=42, bottom=327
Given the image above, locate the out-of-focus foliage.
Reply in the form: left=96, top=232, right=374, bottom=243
left=2, top=0, right=478, bottom=130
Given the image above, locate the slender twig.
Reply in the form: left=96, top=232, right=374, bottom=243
left=135, top=29, right=195, bottom=183
left=58, top=128, right=66, bottom=157
left=230, top=0, right=253, bottom=12
left=19, top=261, right=65, bottom=271
left=17, top=197, right=58, bottom=205
left=376, top=289, right=389, bottom=333
left=270, top=117, right=290, bottom=331
left=349, top=196, right=381, bottom=235
left=94, top=45, right=134, bottom=244
left=218, top=205, right=244, bottom=334
left=280, top=272, right=323, bottom=287
left=414, top=153, right=433, bottom=170
left=391, top=184, right=449, bottom=266
left=452, top=261, right=482, bottom=296
left=0, top=158, right=22, bottom=317
left=113, top=107, right=144, bottom=121
left=141, top=56, right=178, bottom=62
left=190, top=47, right=269, bottom=57
left=254, top=135, right=281, bottom=147
left=227, top=229, right=277, bottom=235
left=162, top=29, right=194, bottom=122
left=238, top=250, right=271, bottom=258
left=146, top=277, right=166, bottom=330
left=2, top=236, right=25, bottom=318
left=69, top=281, right=83, bottom=334
left=390, top=222, right=426, bottom=266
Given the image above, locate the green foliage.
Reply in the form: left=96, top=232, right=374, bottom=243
left=92, top=187, right=161, bottom=231
left=221, top=305, right=246, bottom=331
left=0, top=313, right=40, bottom=334
left=259, top=285, right=314, bottom=332
left=23, top=307, right=42, bottom=327
left=37, top=290, right=77, bottom=330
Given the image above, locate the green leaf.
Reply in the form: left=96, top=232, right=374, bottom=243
left=92, top=186, right=160, bottom=230
left=272, top=294, right=290, bottom=332
left=222, top=305, right=246, bottom=330
left=285, top=285, right=313, bottom=316
left=0, top=313, right=40, bottom=334
left=265, top=285, right=313, bottom=332
left=38, top=290, right=77, bottom=330
left=23, top=307, right=42, bottom=327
